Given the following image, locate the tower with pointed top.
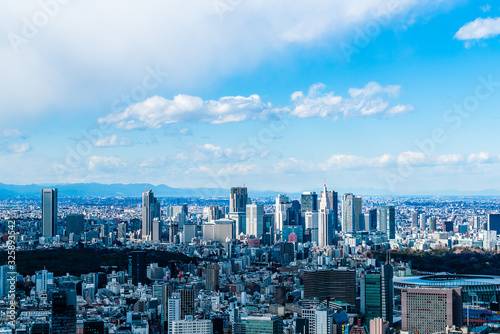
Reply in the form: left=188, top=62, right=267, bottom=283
left=318, top=182, right=337, bottom=247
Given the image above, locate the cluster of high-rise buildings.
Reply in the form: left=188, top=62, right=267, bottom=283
left=1, top=185, right=500, bottom=333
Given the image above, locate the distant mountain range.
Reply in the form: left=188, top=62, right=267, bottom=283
left=0, top=182, right=499, bottom=198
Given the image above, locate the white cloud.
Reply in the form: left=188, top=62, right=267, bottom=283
left=319, top=154, right=395, bottom=170
left=454, top=17, right=500, bottom=40
left=7, top=142, right=30, bottom=154
left=95, top=135, right=131, bottom=147
left=99, top=94, right=270, bottom=129
left=436, top=154, right=464, bottom=165
left=2, top=129, right=23, bottom=138
left=88, top=156, right=126, bottom=171
left=0, top=1, right=456, bottom=122
left=468, top=152, right=499, bottom=164
left=290, top=82, right=413, bottom=119
left=480, top=5, right=491, bottom=13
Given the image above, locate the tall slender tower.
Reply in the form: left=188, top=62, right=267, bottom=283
left=142, top=190, right=161, bottom=241
left=229, top=186, right=248, bottom=236
left=341, top=193, right=362, bottom=233
left=42, top=188, right=58, bottom=237
left=318, top=182, right=335, bottom=248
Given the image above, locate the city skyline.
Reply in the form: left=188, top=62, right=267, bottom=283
left=1, top=1, right=500, bottom=193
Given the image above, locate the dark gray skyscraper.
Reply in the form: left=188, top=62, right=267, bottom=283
left=229, top=186, right=248, bottom=236
left=66, top=213, right=84, bottom=236
left=229, top=186, right=248, bottom=213
left=42, top=188, right=57, bottom=237
left=487, top=213, right=500, bottom=233
left=142, top=190, right=161, bottom=241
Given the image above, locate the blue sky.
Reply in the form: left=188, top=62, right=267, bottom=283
left=1, top=0, right=500, bottom=193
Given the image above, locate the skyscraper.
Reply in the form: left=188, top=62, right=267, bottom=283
left=229, top=187, right=248, bottom=237
left=205, top=263, right=220, bottom=291
left=341, top=193, right=361, bottom=233
left=402, top=287, right=462, bottom=334
left=66, top=213, right=84, bottom=236
left=42, top=188, right=58, bottom=237
left=230, top=186, right=248, bottom=213
left=129, top=251, right=146, bottom=285
left=376, top=206, right=396, bottom=239
left=318, top=183, right=335, bottom=248
left=487, top=213, right=500, bottom=232
left=142, top=190, right=161, bottom=241
left=246, top=203, right=264, bottom=238
left=168, top=293, right=181, bottom=334
left=275, top=194, right=291, bottom=241
left=51, top=281, right=77, bottom=333
left=361, top=264, right=393, bottom=326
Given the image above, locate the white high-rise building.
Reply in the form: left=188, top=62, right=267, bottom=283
left=305, top=211, right=319, bottom=244
left=318, top=183, right=334, bottom=248
left=341, top=193, right=362, bottom=233
left=275, top=194, right=291, bottom=241
left=246, top=203, right=264, bottom=238
left=172, top=317, right=212, bottom=334
left=167, top=293, right=181, bottom=334
left=35, top=269, right=53, bottom=299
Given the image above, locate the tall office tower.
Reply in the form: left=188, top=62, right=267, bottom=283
left=315, top=308, right=336, bottom=334
left=473, top=216, right=481, bottom=230
left=369, top=318, right=389, bottom=334
left=117, top=222, right=127, bottom=239
left=429, top=216, right=437, bottom=231
left=411, top=211, right=418, bottom=228
left=483, top=230, right=497, bottom=251
left=402, top=287, right=462, bottom=334
left=168, top=293, right=181, bottom=334
left=51, top=282, right=77, bottom=333
left=487, top=213, right=500, bottom=232
left=341, top=194, right=362, bottom=233
left=0, top=265, right=16, bottom=298
left=361, top=264, right=393, bottom=326
left=162, top=284, right=195, bottom=326
left=303, top=269, right=356, bottom=305
left=142, top=190, right=161, bottom=241
left=318, top=183, right=335, bottom=248
left=369, top=209, right=378, bottom=231
left=442, top=220, right=454, bottom=232
left=205, top=263, right=220, bottom=291
left=419, top=213, right=426, bottom=229
left=263, top=213, right=275, bottom=245
left=172, top=318, right=212, bottom=334
left=301, top=192, right=318, bottom=213
left=301, top=191, right=318, bottom=242
left=66, top=213, right=84, bottom=236
left=128, top=251, right=146, bottom=285
left=208, top=205, right=222, bottom=222
left=275, top=194, right=291, bottom=241
left=152, top=217, right=162, bottom=242
left=304, top=210, right=319, bottom=244
left=230, top=186, right=248, bottom=213
left=376, top=206, right=396, bottom=239
left=229, top=187, right=248, bottom=236
left=35, top=269, right=53, bottom=298
left=30, top=322, right=51, bottom=334
left=246, top=314, right=283, bottom=334
left=42, top=188, right=58, bottom=237
left=246, top=203, right=264, bottom=238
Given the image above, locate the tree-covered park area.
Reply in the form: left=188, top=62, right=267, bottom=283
left=1, top=247, right=197, bottom=276
left=369, top=248, right=500, bottom=275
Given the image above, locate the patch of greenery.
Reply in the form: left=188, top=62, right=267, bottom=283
left=0, top=247, right=197, bottom=276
